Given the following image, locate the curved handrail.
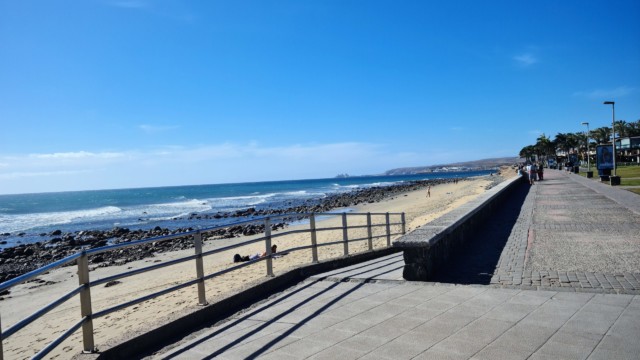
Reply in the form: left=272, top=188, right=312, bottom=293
left=0, top=211, right=405, bottom=360
left=0, top=252, right=83, bottom=293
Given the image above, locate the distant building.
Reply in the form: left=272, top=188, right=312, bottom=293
left=616, top=136, right=640, bottom=163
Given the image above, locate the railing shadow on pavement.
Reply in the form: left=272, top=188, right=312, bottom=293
left=154, top=256, right=405, bottom=359
left=306, top=252, right=404, bottom=280
left=0, top=211, right=405, bottom=360
left=154, top=278, right=363, bottom=359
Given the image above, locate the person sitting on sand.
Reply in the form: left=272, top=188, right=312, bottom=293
left=234, top=244, right=277, bottom=262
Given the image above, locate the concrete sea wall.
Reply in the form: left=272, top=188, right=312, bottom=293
left=85, top=175, right=524, bottom=359
left=393, top=175, right=525, bottom=281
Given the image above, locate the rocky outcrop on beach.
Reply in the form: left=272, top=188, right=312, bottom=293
left=0, top=177, right=475, bottom=284
left=0, top=223, right=286, bottom=284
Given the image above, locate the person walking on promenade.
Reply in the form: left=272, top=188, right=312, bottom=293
left=528, top=162, right=537, bottom=185
left=537, top=163, right=544, bottom=181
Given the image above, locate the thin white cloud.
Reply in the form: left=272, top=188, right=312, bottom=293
left=0, top=170, right=91, bottom=180
left=29, top=151, right=125, bottom=159
left=513, top=53, right=538, bottom=67
left=147, top=142, right=383, bottom=164
left=0, top=141, right=454, bottom=194
left=572, top=86, right=635, bottom=99
left=250, top=142, right=379, bottom=159
left=139, top=124, right=180, bottom=133
left=105, top=1, right=196, bottom=23
left=108, top=1, right=149, bottom=9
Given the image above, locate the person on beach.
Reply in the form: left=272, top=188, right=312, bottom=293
left=234, top=244, right=277, bottom=262
left=426, top=185, right=431, bottom=198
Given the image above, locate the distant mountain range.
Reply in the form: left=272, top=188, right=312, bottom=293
left=383, top=157, right=519, bottom=175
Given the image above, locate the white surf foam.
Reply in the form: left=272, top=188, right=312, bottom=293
left=128, top=199, right=213, bottom=221
left=0, top=206, right=123, bottom=234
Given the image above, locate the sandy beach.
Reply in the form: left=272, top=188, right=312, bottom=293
left=0, top=171, right=512, bottom=359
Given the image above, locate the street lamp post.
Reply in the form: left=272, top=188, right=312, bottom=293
left=603, top=101, right=619, bottom=185
left=581, top=121, right=592, bottom=177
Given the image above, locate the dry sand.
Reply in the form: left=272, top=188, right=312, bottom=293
left=0, top=173, right=509, bottom=359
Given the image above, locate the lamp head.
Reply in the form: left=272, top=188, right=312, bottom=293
left=603, top=101, right=615, bottom=105
left=581, top=122, right=589, bottom=126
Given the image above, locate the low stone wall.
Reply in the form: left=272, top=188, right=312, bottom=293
left=393, top=175, right=525, bottom=281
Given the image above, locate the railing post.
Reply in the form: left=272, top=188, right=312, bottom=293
left=366, top=212, right=373, bottom=250
left=1, top=313, right=4, bottom=360
left=193, top=232, right=208, bottom=306
left=310, top=214, right=319, bottom=263
left=401, top=212, right=406, bottom=235
left=77, top=251, right=95, bottom=353
left=264, top=217, right=274, bottom=276
left=385, top=212, right=391, bottom=247
left=341, top=213, right=349, bottom=256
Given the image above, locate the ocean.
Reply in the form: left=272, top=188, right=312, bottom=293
left=0, top=171, right=492, bottom=248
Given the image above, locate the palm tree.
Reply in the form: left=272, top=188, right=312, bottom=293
left=535, top=134, right=554, bottom=164
left=566, top=133, right=580, bottom=154
left=575, top=132, right=589, bottom=163
left=519, top=145, right=536, bottom=162
left=614, top=120, right=627, bottom=138
left=591, top=127, right=611, bottom=144
left=629, top=120, right=640, bottom=137
left=554, top=133, right=569, bottom=155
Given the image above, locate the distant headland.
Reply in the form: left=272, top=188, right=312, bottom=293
left=336, top=157, right=518, bottom=178
left=383, top=157, right=519, bottom=175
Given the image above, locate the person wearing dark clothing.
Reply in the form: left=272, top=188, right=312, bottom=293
left=537, top=163, right=544, bottom=181
left=234, top=245, right=277, bottom=262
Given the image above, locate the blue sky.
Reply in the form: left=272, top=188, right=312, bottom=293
left=1, top=0, right=639, bottom=194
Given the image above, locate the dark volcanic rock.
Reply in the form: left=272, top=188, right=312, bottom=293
left=0, top=176, right=482, bottom=284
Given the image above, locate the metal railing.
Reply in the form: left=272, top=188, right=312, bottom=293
left=0, top=211, right=405, bottom=360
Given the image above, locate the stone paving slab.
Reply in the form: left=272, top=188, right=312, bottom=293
left=379, top=169, right=640, bottom=293
left=148, top=281, right=639, bottom=359
left=489, top=169, right=640, bottom=294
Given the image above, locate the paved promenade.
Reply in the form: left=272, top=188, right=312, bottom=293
left=490, top=169, right=640, bottom=292
left=147, top=171, right=640, bottom=359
